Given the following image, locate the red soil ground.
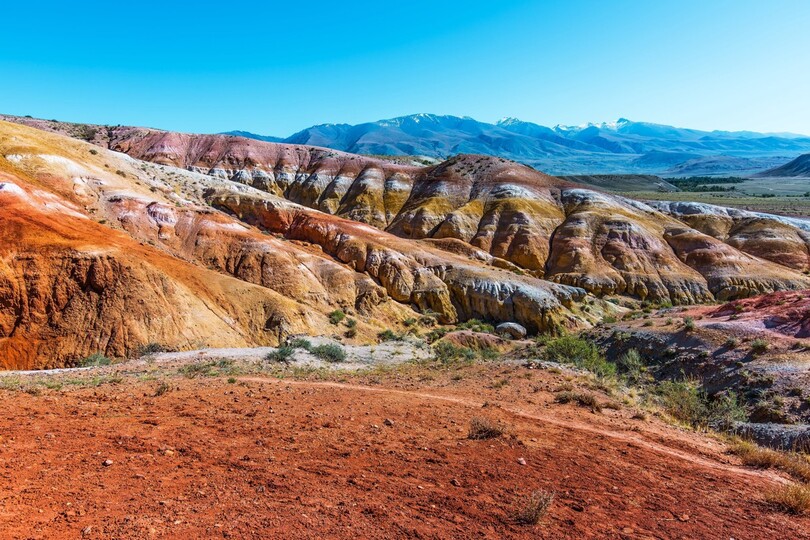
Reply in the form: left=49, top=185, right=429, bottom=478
left=0, top=363, right=807, bottom=539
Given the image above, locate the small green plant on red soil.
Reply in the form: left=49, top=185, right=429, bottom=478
left=153, top=381, right=170, bottom=397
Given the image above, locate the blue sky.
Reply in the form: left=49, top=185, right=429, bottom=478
left=1, top=0, right=808, bottom=135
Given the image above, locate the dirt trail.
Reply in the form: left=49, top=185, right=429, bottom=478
left=239, top=376, right=784, bottom=483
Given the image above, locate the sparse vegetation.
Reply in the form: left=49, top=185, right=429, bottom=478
left=467, top=416, right=506, bottom=439
left=432, top=341, right=476, bottom=364
left=724, top=337, right=739, bottom=349
left=266, top=346, right=295, bottom=363
left=542, top=335, right=616, bottom=378
left=728, top=439, right=810, bottom=482
left=180, top=359, right=239, bottom=378
left=310, top=344, right=347, bottom=363
left=616, top=349, right=645, bottom=383
left=378, top=329, right=405, bottom=342
left=456, top=319, right=495, bottom=333
left=750, top=338, right=769, bottom=355
left=657, top=380, right=746, bottom=428
left=328, top=310, right=346, bottom=325
left=682, top=317, right=695, bottom=332
left=79, top=353, right=112, bottom=367
left=288, top=338, right=312, bottom=350
left=764, top=483, right=810, bottom=515
left=153, top=381, right=170, bottom=397
left=554, top=390, right=601, bottom=412
left=137, top=343, right=167, bottom=357
left=512, top=490, right=555, bottom=525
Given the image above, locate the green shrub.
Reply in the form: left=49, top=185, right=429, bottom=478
left=657, top=380, right=706, bottom=426
left=403, top=318, right=417, bottom=327
left=543, top=335, right=616, bottom=378
left=682, top=317, right=695, bottom=332
left=344, top=328, right=357, bottom=338
left=433, top=341, right=476, bottom=364
left=707, top=391, right=747, bottom=428
left=346, top=318, right=357, bottom=329
left=288, top=338, right=312, bottom=350
left=724, top=337, right=739, bottom=349
left=79, top=353, right=112, bottom=367
left=456, top=319, right=495, bottom=333
left=266, top=346, right=295, bottom=363
left=137, top=343, right=167, bottom=357
left=310, top=344, right=346, bottom=363
left=616, top=349, right=645, bottom=382
left=378, top=329, right=405, bottom=342
left=425, top=327, right=450, bottom=343
left=328, top=310, right=346, bottom=325
left=750, top=338, right=769, bottom=355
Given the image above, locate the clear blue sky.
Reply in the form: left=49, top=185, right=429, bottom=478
left=1, top=0, right=808, bottom=135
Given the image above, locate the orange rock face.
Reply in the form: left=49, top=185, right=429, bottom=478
left=2, top=116, right=810, bottom=366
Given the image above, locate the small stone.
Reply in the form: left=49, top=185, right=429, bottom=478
left=450, top=478, right=461, bottom=487
left=164, top=449, right=174, bottom=456
left=102, top=459, right=113, bottom=467
left=517, top=457, right=527, bottom=466
left=383, top=418, right=394, bottom=427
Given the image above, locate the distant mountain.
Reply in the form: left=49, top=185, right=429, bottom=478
left=219, top=130, right=283, bottom=143
left=225, top=114, right=810, bottom=176
left=754, top=154, right=810, bottom=177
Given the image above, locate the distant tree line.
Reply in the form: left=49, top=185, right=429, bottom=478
left=667, top=176, right=746, bottom=192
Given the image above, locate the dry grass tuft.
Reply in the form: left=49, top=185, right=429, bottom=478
left=512, top=490, right=555, bottom=525
left=729, top=439, right=810, bottom=483
left=765, top=483, right=810, bottom=515
left=467, top=416, right=506, bottom=440
left=554, top=391, right=602, bottom=412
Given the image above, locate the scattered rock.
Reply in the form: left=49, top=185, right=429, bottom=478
left=383, top=418, right=395, bottom=427
left=496, top=322, right=527, bottom=339
left=102, top=459, right=113, bottom=467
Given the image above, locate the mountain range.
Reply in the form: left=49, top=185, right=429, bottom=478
left=222, top=114, right=810, bottom=176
